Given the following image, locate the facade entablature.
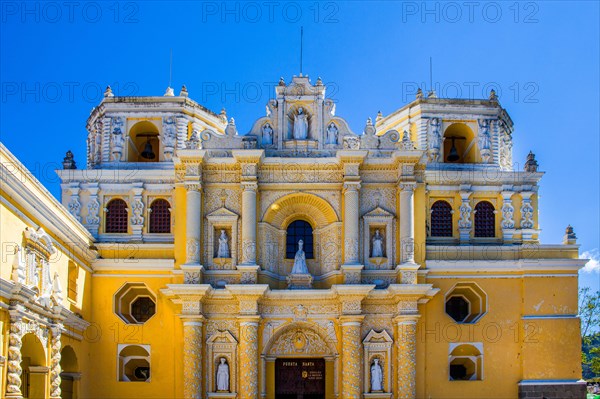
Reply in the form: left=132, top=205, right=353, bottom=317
left=425, top=244, right=581, bottom=262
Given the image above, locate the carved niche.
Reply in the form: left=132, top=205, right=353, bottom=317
left=362, top=207, right=395, bottom=269
left=363, top=329, right=393, bottom=397
left=206, top=330, right=238, bottom=396
left=206, top=203, right=239, bottom=270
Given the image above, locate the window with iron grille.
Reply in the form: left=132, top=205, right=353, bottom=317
left=474, top=201, right=495, bottom=238
left=105, top=199, right=128, bottom=233
left=149, top=199, right=171, bottom=233
left=286, top=220, right=314, bottom=259
left=431, top=200, right=453, bottom=237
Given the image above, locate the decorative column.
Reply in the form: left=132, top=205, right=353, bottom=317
left=6, top=314, right=23, bottom=399
left=185, top=180, right=202, bottom=265
left=233, top=150, right=264, bottom=284
left=339, top=151, right=367, bottom=283
left=241, top=181, right=258, bottom=266
left=501, top=188, right=515, bottom=243
left=160, top=284, right=212, bottom=399
left=335, top=285, right=374, bottom=398
left=458, top=187, right=473, bottom=243
left=340, top=315, right=364, bottom=397
left=399, top=182, right=416, bottom=265
left=182, top=318, right=204, bottom=399
left=394, top=315, right=419, bottom=399
left=49, top=324, right=62, bottom=399
left=228, top=285, right=268, bottom=399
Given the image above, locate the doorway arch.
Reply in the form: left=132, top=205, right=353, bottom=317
left=262, top=322, right=339, bottom=399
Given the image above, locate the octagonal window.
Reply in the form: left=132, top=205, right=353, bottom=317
left=446, top=296, right=470, bottom=323
left=114, top=283, right=157, bottom=324
left=444, top=282, right=488, bottom=324
left=449, top=343, right=483, bottom=381
left=118, top=344, right=151, bottom=382
left=131, top=297, right=156, bottom=323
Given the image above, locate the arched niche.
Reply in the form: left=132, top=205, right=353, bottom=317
left=128, top=120, right=160, bottom=162
left=60, top=345, right=79, bottom=399
left=259, top=193, right=341, bottom=278
left=443, top=123, right=478, bottom=164
left=21, top=332, right=48, bottom=399
left=286, top=104, right=314, bottom=140
left=262, top=321, right=339, bottom=399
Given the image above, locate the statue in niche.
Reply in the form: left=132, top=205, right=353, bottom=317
left=217, top=230, right=230, bottom=258
left=262, top=123, right=273, bottom=145
left=216, top=357, right=230, bottom=392
left=371, top=229, right=385, bottom=257
left=290, top=239, right=309, bottom=274
left=293, top=107, right=308, bottom=140
left=478, top=119, right=491, bottom=151
left=326, top=122, right=338, bottom=144
left=370, top=358, right=383, bottom=392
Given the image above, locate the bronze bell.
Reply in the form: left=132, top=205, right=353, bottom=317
left=141, top=139, right=155, bottom=160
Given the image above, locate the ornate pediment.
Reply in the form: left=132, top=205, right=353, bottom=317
left=364, top=206, right=394, bottom=219
left=206, top=206, right=238, bottom=219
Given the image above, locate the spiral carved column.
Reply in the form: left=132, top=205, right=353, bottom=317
left=6, top=316, right=23, bottom=398
left=50, top=325, right=62, bottom=399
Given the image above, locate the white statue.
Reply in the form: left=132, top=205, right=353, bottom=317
left=371, top=229, right=384, bottom=257
left=291, top=239, right=309, bottom=274
left=326, top=122, right=338, bottom=144
left=216, top=357, right=229, bottom=391
left=478, top=119, right=491, bottom=150
left=370, top=359, right=383, bottom=392
left=262, top=123, right=273, bottom=145
left=293, top=107, right=308, bottom=140
left=217, top=230, right=229, bottom=258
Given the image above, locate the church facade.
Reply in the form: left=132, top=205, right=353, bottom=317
left=0, top=75, right=587, bottom=399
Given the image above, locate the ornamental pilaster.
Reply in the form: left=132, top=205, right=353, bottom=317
left=130, top=183, right=144, bottom=240
left=66, top=183, right=81, bottom=222
left=6, top=314, right=23, bottom=399
left=84, top=183, right=100, bottom=238
left=501, top=188, right=515, bottom=242
left=458, top=187, right=473, bottom=243
left=399, top=182, right=416, bottom=265
left=49, top=324, right=62, bottom=399
left=520, top=190, right=536, bottom=242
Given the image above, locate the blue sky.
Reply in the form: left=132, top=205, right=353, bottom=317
left=1, top=1, right=598, bottom=290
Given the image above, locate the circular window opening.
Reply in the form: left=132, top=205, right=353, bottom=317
left=131, top=297, right=156, bottom=323
left=446, top=296, right=470, bottom=323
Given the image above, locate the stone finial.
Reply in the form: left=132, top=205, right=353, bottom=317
left=563, top=225, right=577, bottom=245
left=416, top=88, right=423, bottom=99
left=363, top=117, right=376, bottom=136
left=278, top=77, right=286, bottom=86
left=524, top=151, right=539, bottom=172
left=376, top=111, right=383, bottom=122
left=225, top=117, right=237, bottom=136
left=62, top=150, right=76, bottom=170
left=180, top=85, right=188, bottom=97
left=489, top=89, right=498, bottom=102
left=316, top=77, right=323, bottom=86
left=164, top=86, right=175, bottom=97
left=219, top=108, right=227, bottom=124
left=104, top=86, right=114, bottom=98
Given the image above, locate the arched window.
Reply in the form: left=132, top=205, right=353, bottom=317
left=474, top=201, right=495, bottom=238
left=105, top=199, right=128, bottom=233
left=149, top=199, right=171, bottom=233
left=431, top=200, right=453, bottom=237
left=286, top=220, right=314, bottom=259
